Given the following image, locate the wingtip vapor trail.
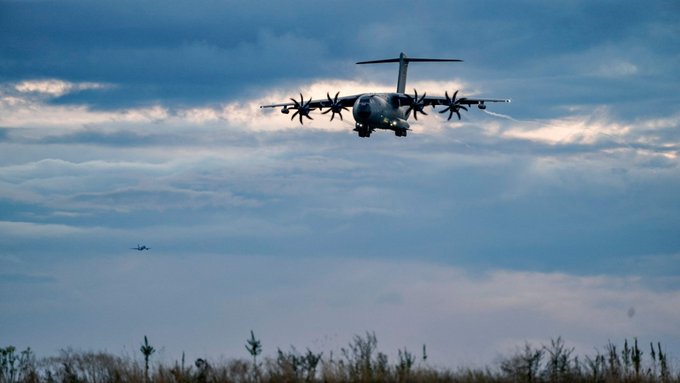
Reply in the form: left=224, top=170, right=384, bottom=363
left=481, top=109, right=523, bottom=123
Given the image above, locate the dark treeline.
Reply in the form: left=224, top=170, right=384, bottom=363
left=1, top=333, right=677, bottom=383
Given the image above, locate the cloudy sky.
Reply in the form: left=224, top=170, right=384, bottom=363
left=1, top=0, right=679, bottom=368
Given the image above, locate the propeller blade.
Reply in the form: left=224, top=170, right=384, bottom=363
left=406, top=88, right=429, bottom=121
left=323, top=91, right=346, bottom=122
left=439, top=90, right=470, bottom=121
left=288, top=93, right=315, bottom=124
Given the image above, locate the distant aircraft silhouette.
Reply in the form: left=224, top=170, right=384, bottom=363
left=131, top=244, right=150, bottom=251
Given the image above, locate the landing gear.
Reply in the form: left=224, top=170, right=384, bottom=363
left=394, top=130, right=407, bottom=137
left=355, top=124, right=371, bottom=138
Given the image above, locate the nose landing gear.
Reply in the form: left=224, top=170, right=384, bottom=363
left=354, top=123, right=371, bottom=138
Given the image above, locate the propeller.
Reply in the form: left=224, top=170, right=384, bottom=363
left=290, top=93, right=314, bottom=124
left=406, top=89, right=428, bottom=120
left=321, top=91, right=349, bottom=121
left=439, top=90, right=469, bottom=120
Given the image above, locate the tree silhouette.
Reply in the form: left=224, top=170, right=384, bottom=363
left=245, top=330, right=262, bottom=367
left=140, top=336, right=155, bottom=383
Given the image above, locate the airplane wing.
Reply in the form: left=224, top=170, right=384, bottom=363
left=397, top=90, right=510, bottom=120
left=260, top=93, right=361, bottom=124
left=428, top=96, right=511, bottom=106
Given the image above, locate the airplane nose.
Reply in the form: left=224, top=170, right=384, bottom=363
left=357, top=104, right=371, bottom=119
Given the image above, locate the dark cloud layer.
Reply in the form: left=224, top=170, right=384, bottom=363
left=2, top=0, right=678, bottom=114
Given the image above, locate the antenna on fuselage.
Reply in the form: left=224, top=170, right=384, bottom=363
left=356, top=52, right=463, bottom=94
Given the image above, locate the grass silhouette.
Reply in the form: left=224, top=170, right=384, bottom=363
left=1, top=334, right=677, bottom=383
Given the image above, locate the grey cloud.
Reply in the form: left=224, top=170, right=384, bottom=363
left=2, top=254, right=679, bottom=366
left=3, top=1, right=677, bottom=112
left=29, top=127, right=245, bottom=148
left=0, top=158, right=172, bottom=184
left=37, top=129, right=159, bottom=147
left=0, top=273, right=56, bottom=284
left=2, top=1, right=341, bottom=108
left=0, top=128, right=10, bottom=141
left=66, top=186, right=261, bottom=212
left=4, top=115, right=676, bottom=268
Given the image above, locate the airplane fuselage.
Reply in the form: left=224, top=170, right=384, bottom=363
left=352, top=93, right=410, bottom=137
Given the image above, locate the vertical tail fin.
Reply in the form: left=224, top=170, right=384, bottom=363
left=356, top=52, right=463, bottom=93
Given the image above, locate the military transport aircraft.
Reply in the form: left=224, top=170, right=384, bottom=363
left=130, top=244, right=150, bottom=251
left=260, top=52, right=510, bottom=137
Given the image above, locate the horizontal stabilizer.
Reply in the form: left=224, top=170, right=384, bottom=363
left=357, top=57, right=462, bottom=64
left=356, top=52, right=463, bottom=93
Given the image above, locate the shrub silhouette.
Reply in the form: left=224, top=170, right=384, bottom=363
left=1, top=336, right=678, bottom=383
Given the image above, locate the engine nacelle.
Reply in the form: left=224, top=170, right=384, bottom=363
left=478, top=102, right=486, bottom=110
left=281, top=106, right=290, bottom=114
